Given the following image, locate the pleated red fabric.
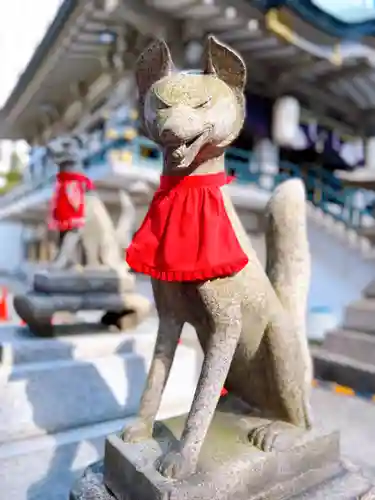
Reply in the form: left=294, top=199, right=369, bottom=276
left=126, top=171, right=248, bottom=282
left=48, top=171, right=95, bottom=231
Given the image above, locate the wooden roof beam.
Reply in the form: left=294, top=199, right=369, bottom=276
left=318, top=60, right=373, bottom=87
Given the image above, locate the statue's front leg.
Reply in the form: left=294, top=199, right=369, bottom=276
left=53, top=230, right=80, bottom=269
left=121, top=315, right=183, bottom=442
left=157, top=302, right=242, bottom=480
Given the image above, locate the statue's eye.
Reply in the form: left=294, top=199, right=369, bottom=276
left=157, top=98, right=171, bottom=110
left=193, top=98, right=211, bottom=109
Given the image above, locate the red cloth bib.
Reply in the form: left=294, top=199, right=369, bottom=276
left=126, top=171, right=248, bottom=282
left=48, top=171, right=95, bottom=231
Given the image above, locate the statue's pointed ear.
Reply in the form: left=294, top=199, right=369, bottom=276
left=203, top=35, right=246, bottom=90
left=136, top=39, right=173, bottom=104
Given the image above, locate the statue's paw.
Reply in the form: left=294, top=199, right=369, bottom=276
left=248, top=422, right=278, bottom=452
left=248, top=421, right=303, bottom=452
left=157, top=448, right=195, bottom=480
left=120, top=418, right=153, bottom=443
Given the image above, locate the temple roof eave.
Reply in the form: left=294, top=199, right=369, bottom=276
left=4, top=0, right=375, bottom=141
left=0, top=0, right=174, bottom=142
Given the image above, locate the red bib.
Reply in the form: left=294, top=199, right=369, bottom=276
left=126, top=172, right=248, bottom=282
left=49, top=171, right=95, bottom=231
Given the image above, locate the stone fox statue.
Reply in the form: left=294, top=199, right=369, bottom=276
left=46, top=134, right=135, bottom=270
left=122, top=36, right=313, bottom=480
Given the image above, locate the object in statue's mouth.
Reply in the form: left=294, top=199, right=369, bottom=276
left=171, top=130, right=209, bottom=162
left=186, top=133, right=201, bottom=148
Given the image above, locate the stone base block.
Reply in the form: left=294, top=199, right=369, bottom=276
left=13, top=291, right=152, bottom=337
left=0, top=327, right=200, bottom=444
left=103, top=397, right=341, bottom=500
left=70, top=459, right=375, bottom=500
left=33, top=266, right=135, bottom=294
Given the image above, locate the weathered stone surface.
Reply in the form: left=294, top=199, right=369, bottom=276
left=70, top=461, right=114, bottom=500
left=33, top=266, right=135, bottom=295
left=103, top=397, right=340, bottom=500
left=70, top=460, right=375, bottom=500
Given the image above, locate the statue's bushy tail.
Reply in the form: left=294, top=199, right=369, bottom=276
left=116, top=190, right=136, bottom=250
left=265, top=179, right=313, bottom=391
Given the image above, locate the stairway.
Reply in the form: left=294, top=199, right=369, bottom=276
left=290, top=462, right=375, bottom=499
left=311, top=279, right=375, bottom=394
left=0, top=317, right=201, bottom=500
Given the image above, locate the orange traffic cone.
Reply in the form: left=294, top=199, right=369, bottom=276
left=0, top=287, right=9, bottom=322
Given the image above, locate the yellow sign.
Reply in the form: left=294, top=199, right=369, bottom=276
left=106, top=128, right=118, bottom=140
left=123, top=128, right=137, bottom=140
left=130, top=109, right=139, bottom=121
left=120, top=151, right=133, bottom=164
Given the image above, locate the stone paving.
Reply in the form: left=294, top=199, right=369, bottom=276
left=0, top=274, right=374, bottom=499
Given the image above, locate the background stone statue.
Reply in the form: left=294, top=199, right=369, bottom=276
left=46, top=134, right=134, bottom=271
left=13, top=134, right=152, bottom=335
left=121, top=36, right=313, bottom=480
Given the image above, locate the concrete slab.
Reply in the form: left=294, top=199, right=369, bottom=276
left=311, top=347, right=375, bottom=394
left=0, top=412, right=189, bottom=500
left=323, top=329, right=375, bottom=366
left=0, top=324, right=200, bottom=444
left=0, top=317, right=158, bottom=364
left=1, top=386, right=375, bottom=500
left=293, top=467, right=374, bottom=499
left=343, top=299, right=375, bottom=334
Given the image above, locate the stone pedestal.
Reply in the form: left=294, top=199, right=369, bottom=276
left=70, top=459, right=375, bottom=500
left=311, top=277, right=375, bottom=394
left=13, top=267, right=151, bottom=337
left=70, top=396, right=348, bottom=500
left=33, top=266, right=135, bottom=294
left=104, top=401, right=340, bottom=500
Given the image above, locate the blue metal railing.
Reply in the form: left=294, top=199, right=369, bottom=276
left=10, top=131, right=375, bottom=231
left=100, top=134, right=375, bottom=229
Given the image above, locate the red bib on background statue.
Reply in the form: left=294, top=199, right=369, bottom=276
left=48, top=171, right=95, bottom=231
left=126, top=171, right=248, bottom=282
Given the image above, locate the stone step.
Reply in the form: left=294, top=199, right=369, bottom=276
left=0, top=407, right=186, bottom=500
left=0, top=342, right=200, bottom=445
left=311, top=347, right=375, bottom=394
left=364, top=280, right=375, bottom=298
left=343, top=299, right=375, bottom=334
left=292, top=465, right=374, bottom=499
left=323, top=329, right=375, bottom=366
left=0, top=317, right=159, bottom=365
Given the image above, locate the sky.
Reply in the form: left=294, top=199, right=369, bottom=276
left=0, top=0, right=63, bottom=107
left=0, top=0, right=63, bottom=173
left=312, top=0, right=375, bottom=22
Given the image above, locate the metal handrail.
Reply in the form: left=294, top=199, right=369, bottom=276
left=4, top=133, right=375, bottom=230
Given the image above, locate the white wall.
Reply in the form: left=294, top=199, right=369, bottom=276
left=0, top=221, right=24, bottom=272
left=308, top=219, right=375, bottom=323
left=246, top=217, right=375, bottom=328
